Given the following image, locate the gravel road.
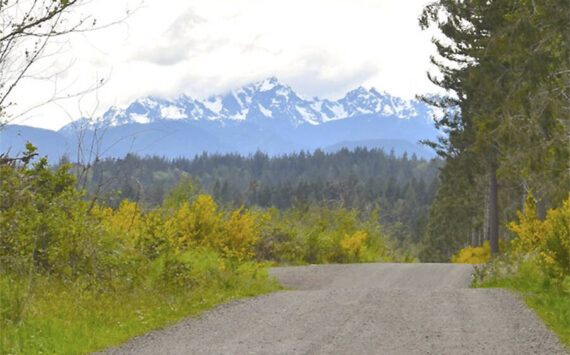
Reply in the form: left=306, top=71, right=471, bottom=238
left=99, top=263, right=567, bottom=355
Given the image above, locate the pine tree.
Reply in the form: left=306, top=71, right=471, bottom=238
left=420, top=0, right=569, bottom=257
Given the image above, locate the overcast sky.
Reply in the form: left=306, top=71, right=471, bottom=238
left=10, top=0, right=440, bottom=130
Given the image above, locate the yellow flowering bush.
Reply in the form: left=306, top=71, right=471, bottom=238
left=340, top=231, right=368, bottom=262
left=221, top=207, right=269, bottom=262
left=451, top=241, right=492, bottom=264
left=139, top=209, right=170, bottom=259
left=538, top=198, right=569, bottom=281
left=508, top=194, right=569, bottom=282
left=163, top=195, right=266, bottom=263
left=165, top=195, right=223, bottom=250
left=94, top=200, right=143, bottom=243
left=508, top=193, right=548, bottom=253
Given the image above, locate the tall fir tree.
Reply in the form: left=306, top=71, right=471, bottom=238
left=420, top=0, right=569, bottom=258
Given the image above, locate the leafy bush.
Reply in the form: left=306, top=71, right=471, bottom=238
left=0, top=154, right=125, bottom=285
left=451, top=240, right=505, bottom=264
left=472, top=251, right=537, bottom=286
left=472, top=194, right=570, bottom=346
left=256, top=206, right=393, bottom=264
left=539, top=199, right=570, bottom=282
left=451, top=241, right=493, bottom=264
left=165, top=195, right=224, bottom=251
left=457, top=193, right=568, bottom=283
left=508, top=193, right=569, bottom=283
left=163, top=195, right=269, bottom=263
left=340, top=231, right=368, bottom=262
left=508, top=192, right=549, bottom=253
left=221, top=207, right=269, bottom=262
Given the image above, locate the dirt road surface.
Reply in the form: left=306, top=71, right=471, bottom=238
left=99, top=263, right=567, bottom=354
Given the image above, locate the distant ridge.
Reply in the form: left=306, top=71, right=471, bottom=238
left=1, top=78, right=441, bottom=161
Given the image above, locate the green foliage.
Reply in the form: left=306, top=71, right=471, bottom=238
left=420, top=159, right=486, bottom=261
left=0, top=149, right=281, bottom=354
left=473, top=195, right=570, bottom=346
left=419, top=0, right=569, bottom=261
left=0, top=152, right=112, bottom=283
left=451, top=241, right=499, bottom=264
left=80, top=149, right=440, bottom=250
left=1, top=147, right=404, bottom=353
left=0, top=268, right=279, bottom=354
left=474, top=258, right=570, bottom=347
left=541, top=200, right=570, bottom=282
left=163, top=175, right=203, bottom=210
left=508, top=192, right=548, bottom=253
left=508, top=194, right=570, bottom=283
left=256, top=205, right=395, bottom=265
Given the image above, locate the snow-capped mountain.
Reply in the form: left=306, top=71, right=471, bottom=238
left=5, top=78, right=441, bottom=161
left=65, top=77, right=430, bottom=131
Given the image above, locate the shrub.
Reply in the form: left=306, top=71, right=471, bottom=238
left=340, top=231, right=368, bottom=262
left=538, top=198, right=569, bottom=281
left=451, top=241, right=492, bottom=264
left=256, top=205, right=392, bottom=264
left=165, top=195, right=224, bottom=251
left=508, top=192, right=548, bottom=253
left=508, top=194, right=569, bottom=283
left=451, top=240, right=505, bottom=264
left=221, top=207, right=269, bottom=263
left=0, top=154, right=125, bottom=284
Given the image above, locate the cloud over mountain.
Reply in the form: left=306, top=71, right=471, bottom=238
left=4, top=78, right=441, bottom=161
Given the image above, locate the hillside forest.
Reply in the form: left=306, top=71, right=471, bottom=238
left=75, top=149, right=440, bottom=254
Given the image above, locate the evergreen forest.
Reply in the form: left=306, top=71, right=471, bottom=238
left=78, top=149, right=440, bottom=251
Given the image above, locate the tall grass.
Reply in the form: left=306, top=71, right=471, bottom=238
left=0, top=265, right=280, bottom=354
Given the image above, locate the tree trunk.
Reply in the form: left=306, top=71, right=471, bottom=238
left=536, top=189, right=548, bottom=220
left=488, top=167, right=500, bottom=255
left=484, top=193, right=489, bottom=242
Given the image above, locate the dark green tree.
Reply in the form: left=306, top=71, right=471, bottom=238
left=419, top=0, right=569, bottom=257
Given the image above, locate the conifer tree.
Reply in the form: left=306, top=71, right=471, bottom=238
left=420, top=0, right=569, bottom=257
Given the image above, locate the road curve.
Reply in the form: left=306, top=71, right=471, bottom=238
left=99, top=263, right=567, bottom=355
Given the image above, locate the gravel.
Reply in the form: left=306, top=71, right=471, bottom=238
left=98, top=263, right=568, bottom=355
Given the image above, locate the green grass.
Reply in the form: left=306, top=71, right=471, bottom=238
left=474, top=261, right=570, bottom=347
left=0, top=267, right=281, bottom=354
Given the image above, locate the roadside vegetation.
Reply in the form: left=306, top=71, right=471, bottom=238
left=0, top=145, right=400, bottom=354
left=452, top=194, right=570, bottom=346
left=420, top=0, right=568, bottom=345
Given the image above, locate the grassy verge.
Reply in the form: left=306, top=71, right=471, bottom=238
left=0, top=266, right=281, bottom=354
left=474, top=261, right=570, bottom=347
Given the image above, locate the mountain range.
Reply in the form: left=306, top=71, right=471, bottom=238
left=1, top=77, right=441, bottom=161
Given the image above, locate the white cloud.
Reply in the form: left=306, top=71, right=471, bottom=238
left=7, top=0, right=441, bottom=130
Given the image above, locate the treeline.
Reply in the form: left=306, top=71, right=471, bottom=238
left=79, top=148, right=441, bottom=246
